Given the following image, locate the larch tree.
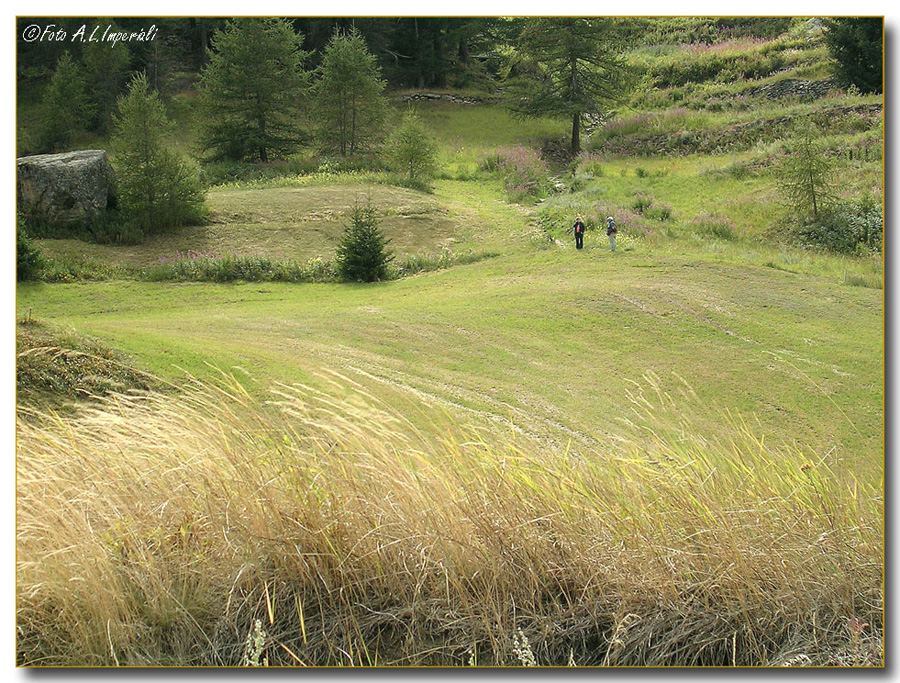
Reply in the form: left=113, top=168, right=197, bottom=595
left=506, top=18, right=634, bottom=155
left=314, top=28, right=387, bottom=156
left=776, top=119, right=836, bottom=222
left=198, top=18, right=310, bottom=162
left=386, top=108, right=438, bottom=190
left=112, top=72, right=206, bottom=234
left=37, top=52, right=92, bottom=152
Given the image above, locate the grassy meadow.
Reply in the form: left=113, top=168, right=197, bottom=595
left=16, top=22, right=883, bottom=667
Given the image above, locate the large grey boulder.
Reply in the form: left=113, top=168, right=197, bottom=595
left=17, top=150, right=116, bottom=226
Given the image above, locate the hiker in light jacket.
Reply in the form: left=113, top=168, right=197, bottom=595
left=606, top=216, right=618, bottom=252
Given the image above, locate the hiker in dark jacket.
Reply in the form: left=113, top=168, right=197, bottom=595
left=573, top=217, right=586, bottom=250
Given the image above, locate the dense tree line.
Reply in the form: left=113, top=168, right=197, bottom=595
left=18, top=16, right=884, bottom=103
left=17, top=16, right=832, bottom=99
left=17, top=15, right=884, bottom=160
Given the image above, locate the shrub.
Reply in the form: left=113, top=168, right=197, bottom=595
left=690, top=211, right=737, bottom=240
left=86, top=209, right=143, bottom=246
left=390, top=248, right=499, bottom=278
left=644, top=203, right=673, bottom=222
left=794, top=195, right=883, bottom=254
left=336, top=203, right=394, bottom=283
left=576, top=152, right=606, bottom=178
left=38, top=255, right=127, bottom=283
left=144, top=251, right=338, bottom=284
left=386, top=109, right=439, bottom=191
left=16, top=215, right=44, bottom=282
left=478, top=145, right=551, bottom=203
left=631, top=192, right=654, bottom=214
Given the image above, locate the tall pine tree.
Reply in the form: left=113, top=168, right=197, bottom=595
left=198, top=18, right=310, bottom=162
left=314, top=28, right=387, bottom=156
left=506, top=18, right=634, bottom=155
left=81, top=21, right=131, bottom=135
left=37, top=52, right=92, bottom=152
left=824, top=18, right=883, bottom=94
left=112, top=73, right=206, bottom=235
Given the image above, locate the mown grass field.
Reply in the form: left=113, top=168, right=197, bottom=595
left=16, top=147, right=884, bottom=670
left=16, top=25, right=884, bottom=665
left=17, top=197, right=884, bottom=476
left=34, top=183, right=468, bottom=268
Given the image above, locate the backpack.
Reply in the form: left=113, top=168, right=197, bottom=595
left=575, top=222, right=583, bottom=234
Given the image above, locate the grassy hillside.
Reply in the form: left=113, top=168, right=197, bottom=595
left=17, top=216, right=884, bottom=470
left=16, top=18, right=883, bottom=667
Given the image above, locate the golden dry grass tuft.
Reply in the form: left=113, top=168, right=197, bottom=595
left=16, top=372, right=882, bottom=667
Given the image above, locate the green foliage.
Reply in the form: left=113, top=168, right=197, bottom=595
left=775, top=119, right=836, bottom=221
left=85, top=210, right=146, bottom=246
left=16, top=215, right=44, bottom=282
left=145, top=252, right=337, bottom=284
left=33, top=254, right=128, bottom=283
left=629, top=192, right=672, bottom=221
left=390, top=248, right=498, bottom=278
left=81, top=22, right=131, bottom=134
left=387, top=109, right=439, bottom=190
left=690, top=211, right=736, bottom=240
left=314, top=28, right=387, bottom=156
left=112, top=73, right=207, bottom=236
left=198, top=18, right=310, bottom=162
left=18, top=208, right=140, bottom=247
left=36, top=52, right=92, bottom=152
left=794, top=195, right=883, bottom=254
left=336, top=203, right=394, bottom=282
left=824, top=18, right=883, bottom=94
left=647, top=41, right=788, bottom=89
left=142, top=247, right=497, bottom=284
left=479, top=146, right=552, bottom=203
left=506, top=18, right=635, bottom=154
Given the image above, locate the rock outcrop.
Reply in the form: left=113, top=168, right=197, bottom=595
left=394, top=92, right=491, bottom=105
left=742, top=78, right=839, bottom=101
left=17, top=150, right=116, bottom=226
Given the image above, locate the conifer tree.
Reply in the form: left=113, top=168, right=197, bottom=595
left=776, top=119, right=836, bottom=222
left=315, top=28, right=387, bottom=156
left=336, top=203, right=394, bottom=282
left=81, top=22, right=131, bottom=134
left=506, top=18, right=634, bottom=155
left=112, top=73, right=205, bottom=235
left=824, top=18, right=883, bottom=94
left=198, top=18, right=310, bottom=162
left=386, top=109, right=439, bottom=190
left=37, top=52, right=92, bottom=152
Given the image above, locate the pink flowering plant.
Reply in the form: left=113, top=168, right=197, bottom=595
left=479, top=145, right=552, bottom=203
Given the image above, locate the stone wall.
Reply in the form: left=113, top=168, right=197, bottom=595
left=742, top=77, right=840, bottom=101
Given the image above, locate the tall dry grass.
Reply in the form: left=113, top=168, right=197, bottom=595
left=16, top=372, right=882, bottom=666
